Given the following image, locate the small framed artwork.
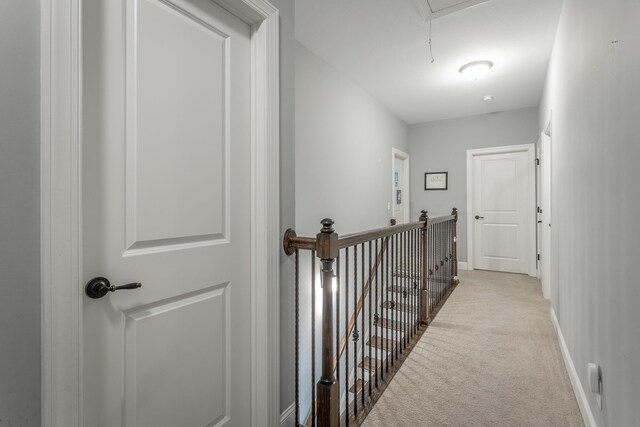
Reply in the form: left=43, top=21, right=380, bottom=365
left=424, top=172, right=448, bottom=190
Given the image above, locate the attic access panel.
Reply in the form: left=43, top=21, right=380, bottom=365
left=414, top=0, right=491, bottom=19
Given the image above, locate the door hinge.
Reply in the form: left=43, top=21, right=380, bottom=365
left=537, top=254, right=541, bottom=261
left=535, top=158, right=540, bottom=166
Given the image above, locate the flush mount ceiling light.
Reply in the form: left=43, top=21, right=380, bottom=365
left=459, top=60, right=494, bottom=81
left=483, top=95, right=494, bottom=102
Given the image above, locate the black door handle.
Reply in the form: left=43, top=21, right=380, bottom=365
left=85, top=277, right=142, bottom=299
left=475, top=215, right=485, bottom=220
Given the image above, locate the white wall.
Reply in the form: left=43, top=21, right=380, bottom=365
left=0, top=1, right=41, bottom=426
left=409, top=107, right=539, bottom=262
left=295, top=42, right=409, bottom=236
left=540, top=0, right=640, bottom=425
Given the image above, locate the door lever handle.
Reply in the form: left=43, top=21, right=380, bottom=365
left=475, top=215, right=485, bottom=220
left=85, top=277, right=142, bottom=299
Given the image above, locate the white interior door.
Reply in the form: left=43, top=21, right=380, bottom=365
left=541, top=133, right=552, bottom=298
left=392, top=149, right=409, bottom=224
left=82, top=0, right=251, bottom=425
left=472, top=149, right=533, bottom=274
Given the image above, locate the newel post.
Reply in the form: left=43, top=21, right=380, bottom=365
left=316, top=219, right=340, bottom=427
left=451, top=207, right=459, bottom=285
left=419, top=210, right=429, bottom=324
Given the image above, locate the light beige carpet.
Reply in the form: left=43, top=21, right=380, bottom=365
left=362, top=270, right=583, bottom=427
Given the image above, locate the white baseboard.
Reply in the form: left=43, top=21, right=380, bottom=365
left=458, top=261, right=468, bottom=270
left=550, top=308, right=598, bottom=427
left=280, top=403, right=296, bottom=427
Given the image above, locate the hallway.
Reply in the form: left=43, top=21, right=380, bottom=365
left=363, top=270, right=583, bottom=427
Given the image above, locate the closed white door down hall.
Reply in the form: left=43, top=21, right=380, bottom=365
left=469, top=145, right=535, bottom=275
left=83, top=0, right=251, bottom=425
left=392, top=149, right=410, bottom=224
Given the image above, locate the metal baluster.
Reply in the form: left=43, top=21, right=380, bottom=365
left=294, top=250, right=300, bottom=426
left=450, top=219, right=454, bottom=288
left=374, top=238, right=379, bottom=389
left=368, top=240, right=372, bottom=397
left=385, top=235, right=390, bottom=373
left=437, top=223, right=441, bottom=307
left=392, top=233, right=397, bottom=363
left=440, top=223, right=444, bottom=304
left=400, top=231, right=404, bottom=350
left=429, top=224, right=434, bottom=314
left=443, top=223, right=446, bottom=299
left=336, top=254, right=341, bottom=426
left=353, top=245, right=358, bottom=419
left=451, top=220, right=454, bottom=288
left=408, top=231, right=412, bottom=342
left=407, top=230, right=411, bottom=340
left=413, top=228, right=417, bottom=335
left=361, top=242, right=365, bottom=408
left=443, top=222, right=447, bottom=295
left=437, top=223, right=440, bottom=306
left=436, top=223, right=440, bottom=307
left=414, top=229, right=418, bottom=335
left=416, top=228, right=419, bottom=333
left=419, top=227, right=422, bottom=328
left=404, top=231, right=408, bottom=348
left=380, top=238, right=385, bottom=382
left=390, top=234, right=395, bottom=366
left=444, top=222, right=448, bottom=293
left=448, top=221, right=451, bottom=291
left=398, top=232, right=402, bottom=353
left=406, top=230, right=410, bottom=339
left=444, top=221, right=448, bottom=292
left=409, top=230, right=416, bottom=339
left=407, top=230, right=411, bottom=344
left=444, top=224, right=447, bottom=296
left=311, top=251, right=316, bottom=427
left=345, top=248, right=349, bottom=427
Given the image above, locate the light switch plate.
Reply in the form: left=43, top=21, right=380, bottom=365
left=588, top=363, right=602, bottom=410
left=588, top=363, right=600, bottom=394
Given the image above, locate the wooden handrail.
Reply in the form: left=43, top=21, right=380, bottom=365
left=338, top=221, right=422, bottom=249
left=284, top=215, right=456, bottom=255
left=426, top=214, right=455, bottom=225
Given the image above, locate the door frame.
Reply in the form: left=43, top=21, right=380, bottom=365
left=40, top=1, right=281, bottom=426
left=391, top=148, right=410, bottom=223
left=466, top=143, right=536, bottom=276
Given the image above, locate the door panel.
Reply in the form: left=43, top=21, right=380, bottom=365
left=473, top=151, right=531, bottom=274
left=127, top=0, right=229, bottom=250
left=124, top=285, right=229, bottom=427
left=83, top=0, right=251, bottom=425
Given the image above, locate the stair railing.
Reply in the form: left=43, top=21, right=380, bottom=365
left=284, top=208, right=459, bottom=427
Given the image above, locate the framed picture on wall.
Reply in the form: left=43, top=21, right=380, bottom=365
left=425, top=172, right=448, bottom=190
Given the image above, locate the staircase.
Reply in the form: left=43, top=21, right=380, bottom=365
left=343, top=263, right=450, bottom=425
left=284, top=208, right=459, bottom=426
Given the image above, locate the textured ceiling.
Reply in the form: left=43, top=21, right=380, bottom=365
left=296, top=0, right=563, bottom=124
